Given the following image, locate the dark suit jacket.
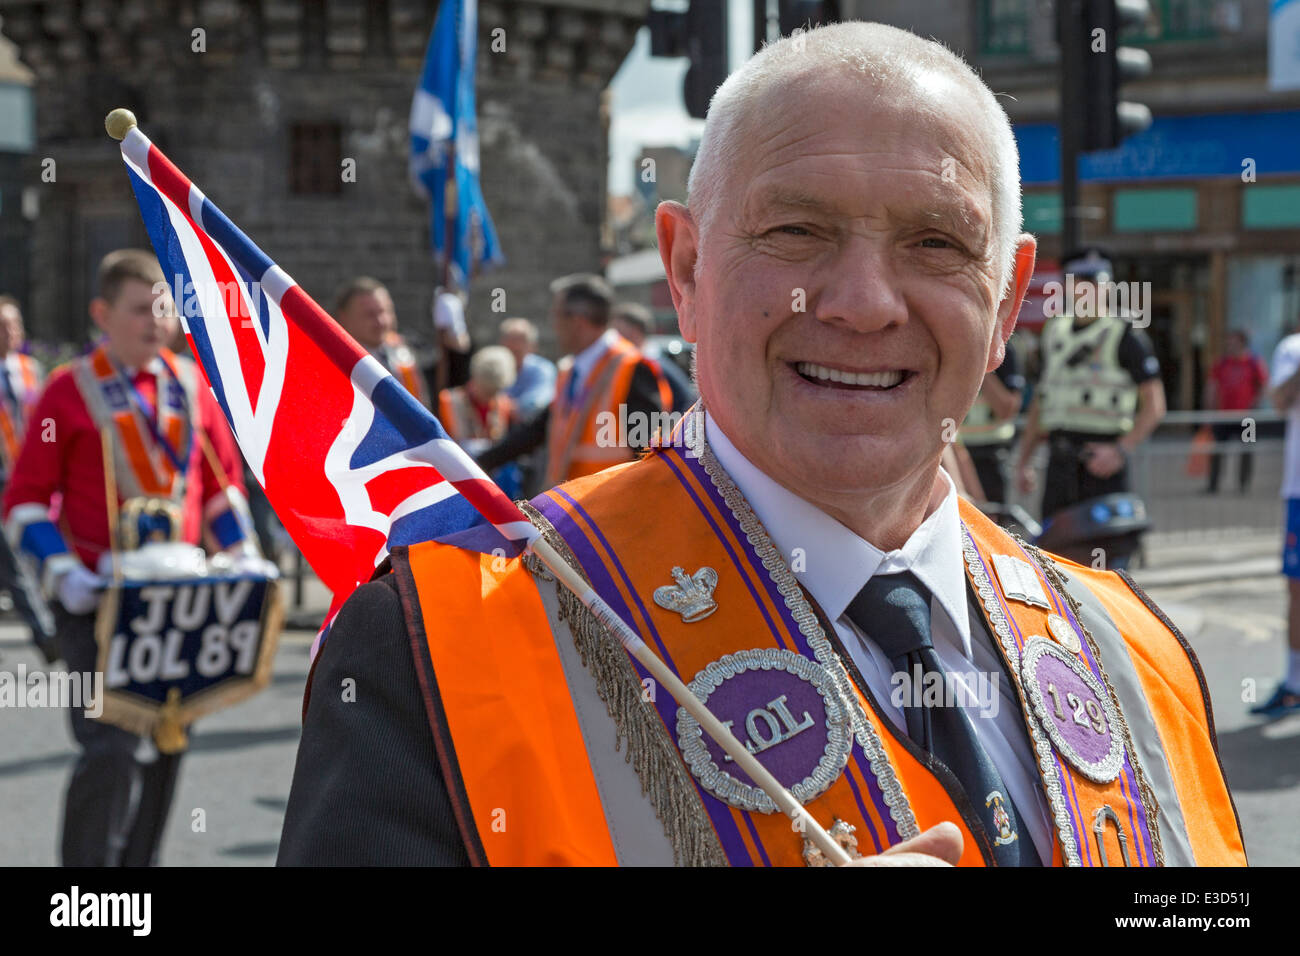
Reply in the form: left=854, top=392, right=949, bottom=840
left=277, top=576, right=470, bottom=865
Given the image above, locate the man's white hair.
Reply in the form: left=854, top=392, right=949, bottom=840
left=686, top=21, right=1023, bottom=293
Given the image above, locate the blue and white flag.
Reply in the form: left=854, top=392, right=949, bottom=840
left=409, top=0, right=504, bottom=283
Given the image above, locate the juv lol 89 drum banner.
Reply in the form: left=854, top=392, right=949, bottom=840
left=93, top=575, right=283, bottom=750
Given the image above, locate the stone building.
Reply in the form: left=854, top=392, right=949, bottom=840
left=0, top=33, right=34, bottom=312
left=0, top=0, right=648, bottom=357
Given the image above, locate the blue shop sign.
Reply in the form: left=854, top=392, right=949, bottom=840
left=1018, top=110, right=1300, bottom=185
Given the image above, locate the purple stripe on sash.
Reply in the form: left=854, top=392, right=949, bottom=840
left=538, top=489, right=678, bottom=673
left=670, top=448, right=808, bottom=636
left=1121, top=754, right=1146, bottom=866
left=658, top=450, right=788, bottom=644
left=739, top=812, right=772, bottom=867
left=851, top=751, right=901, bottom=847
left=533, top=489, right=758, bottom=866
left=840, top=768, right=884, bottom=854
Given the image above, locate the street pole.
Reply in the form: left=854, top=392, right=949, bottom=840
left=1058, top=0, right=1084, bottom=258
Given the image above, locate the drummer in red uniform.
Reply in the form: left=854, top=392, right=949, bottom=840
left=3, top=249, right=260, bottom=867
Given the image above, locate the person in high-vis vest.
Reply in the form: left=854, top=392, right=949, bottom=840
left=278, top=23, right=1244, bottom=868
left=958, top=334, right=1024, bottom=506
left=476, top=273, right=672, bottom=486
left=1014, top=252, right=1166, bottom=523
left=4, top=250, right=262, bottom=866
left=0, top=295, right=55, bottom=658
left=333, top=277, right=431, bottom=409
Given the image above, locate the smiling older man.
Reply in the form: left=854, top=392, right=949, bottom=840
left=278, top=22, right=1245, bottom=867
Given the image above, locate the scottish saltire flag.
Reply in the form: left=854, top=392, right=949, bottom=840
left=409, top=0, right=504, bottom=283
left=116, top=124, right=537, bottom=653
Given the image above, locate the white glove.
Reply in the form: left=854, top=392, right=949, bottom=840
left=56, top=565, right=104, bottom=615
left=209, top=550, right=280, bottom=579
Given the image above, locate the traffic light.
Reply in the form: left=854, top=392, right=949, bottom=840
left=777, top=1, right=840, bottom=37
left=647, top=4, right=688, bottom=57
left=682, top=2, right=728, bottom=119
left=1060, top=0, right=1153, bottom=152
left=647, top=2, right=728, bottom=119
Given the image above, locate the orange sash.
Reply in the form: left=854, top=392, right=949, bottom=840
left=73, top=345, right=196, bottom=501
left=544, top=337, right=671, bottom=486
left=0, top=353, right=40, bottom=472
left=383, top=337, right=429, bottom=408
left=401, top=413, right=1245, bottom=866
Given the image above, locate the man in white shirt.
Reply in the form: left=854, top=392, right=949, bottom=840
left=1257, top=326, right=1300, bottom=716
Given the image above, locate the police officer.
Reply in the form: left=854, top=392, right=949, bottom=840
left=959, top=332, right=1024, bottom=505
left=1014, top=251, right=1166, bottom=522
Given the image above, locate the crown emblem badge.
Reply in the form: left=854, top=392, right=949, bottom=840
left=653, top=566, right=719, bottom=623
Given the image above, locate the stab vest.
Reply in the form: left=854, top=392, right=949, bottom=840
left=544, top=336, right=671, bottom=487
left=395, top=409, right=1245, bottom=867
left=1038, top=314, right=1139, bottom=436
left=959, top=391, right=1015, bottom=446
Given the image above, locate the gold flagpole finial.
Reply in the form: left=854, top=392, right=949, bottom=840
left=105, top=108, right=138, bottom=141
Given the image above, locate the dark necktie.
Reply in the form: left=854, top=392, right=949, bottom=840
left=0, top=363, right=19, bottom=420
left=846, top=570, right=1039, bottom=866
left=565, top=366, right=580, bottom=405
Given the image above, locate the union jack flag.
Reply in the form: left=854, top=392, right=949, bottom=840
left=117, top=123, right=538, bottom=652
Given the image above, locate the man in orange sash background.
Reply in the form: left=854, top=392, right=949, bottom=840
left=333, top=277, right=432, bottom=409
left=0, top=295, right=55, bottom=659
left=279, top=23, right=1245, bottom=867
left=476, top=273, right=672, bottom=485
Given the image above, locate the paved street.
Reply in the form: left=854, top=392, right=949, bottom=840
left=1141, top=575, right=1300, bottom=867
left=0, top=570, right=1296, bottom=866
left=0, top=625, right=313, bottom=866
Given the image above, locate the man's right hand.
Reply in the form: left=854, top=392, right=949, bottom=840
left=841, top=821, right=964, bottom=867
left=56, top=564, right=104, bottom=615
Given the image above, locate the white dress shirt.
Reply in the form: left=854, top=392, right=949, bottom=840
left=705, top=412, right=1053, bottom=863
